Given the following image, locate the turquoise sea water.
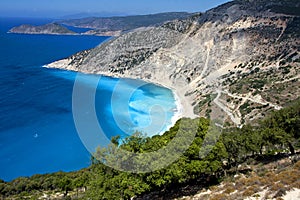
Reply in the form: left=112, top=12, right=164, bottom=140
left=0, top=18, right=177, bottom=181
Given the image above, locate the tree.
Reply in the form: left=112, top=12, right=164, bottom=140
left=261, top=127, right=294, bottom=154
left=73, top=172, right=89, bottom=197
left=262, top=100, right=300, bottom=153
left=58, top=177, right=72, bottom=196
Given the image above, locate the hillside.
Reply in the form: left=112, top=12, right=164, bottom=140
left=46, top=0, right=300, bottom=127
left=1, top=98, right=299, bottom=199
left=137, top=157, right=300, bottom=200
left=8, top=23, right=76, bottom=35
left=59, top=12, right=193, bottom=36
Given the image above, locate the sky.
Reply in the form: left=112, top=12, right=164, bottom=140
left=0, top=0, right=231, bottom=18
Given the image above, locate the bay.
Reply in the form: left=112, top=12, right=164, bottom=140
left=0, top=18, right=177, bottom=181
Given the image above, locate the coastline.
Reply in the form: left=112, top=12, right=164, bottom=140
left=7, top=31, right=78, bottom=36
left=8, top=31, right=119, bottom=37
left=44, top=61, right=197, bottom=134
left=165, top=89, right=183, bottom=135
left=155, top=82, right=197, bottom=135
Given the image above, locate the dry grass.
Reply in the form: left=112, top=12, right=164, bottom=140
left=223, top=184, right=235, bottom=194
left=209, top=193, right=228, bottom=200
left=194, top=159, right=300, bottom=200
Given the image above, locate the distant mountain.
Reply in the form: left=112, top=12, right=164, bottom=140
left=8, top=23, right=76, bottom=35
left=9, top=12, right=193, bottom=36
left=59, top=12, right=129, bottom=19
left=58, top=12, right=193, bottom=32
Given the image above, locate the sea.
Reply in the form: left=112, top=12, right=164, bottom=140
left=0, top=17, right=178, bottom=181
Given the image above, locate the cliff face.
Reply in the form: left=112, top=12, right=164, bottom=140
left=9, top=23, right=76, bottom=35
left=47, top=0, right=300, bottom=126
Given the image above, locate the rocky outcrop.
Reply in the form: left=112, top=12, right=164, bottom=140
left=9, top=23, right=76, bottom=35
left=46, top=0, right=300, bottom=126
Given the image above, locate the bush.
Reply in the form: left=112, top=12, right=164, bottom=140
left=243, top=185, right=260, bottom=197
left=210, top=193, right=229, bottom=200
left=224, top=185, right=236, bottom=194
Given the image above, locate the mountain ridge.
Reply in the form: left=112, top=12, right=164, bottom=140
left=8, top=12, right=193, bottom=36
left=59, top=12, right=193, bottom=36
left=59, top=12, right=193, bottom=29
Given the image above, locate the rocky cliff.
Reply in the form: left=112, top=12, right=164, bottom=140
left=46, top=0, right=300, bottom=126
left=9, top=23, right=76, bottom=35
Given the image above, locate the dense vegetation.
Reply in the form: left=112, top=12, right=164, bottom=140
left=0, top=100, right=299, bottom=199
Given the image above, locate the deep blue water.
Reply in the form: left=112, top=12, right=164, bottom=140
left=0, top=18, right=177, bottom=181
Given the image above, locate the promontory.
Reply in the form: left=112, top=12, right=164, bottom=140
left=8, top=23, right=76, bottom=35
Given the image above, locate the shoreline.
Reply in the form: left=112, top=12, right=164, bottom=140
left=150, top=80, right=197, bottom=135
left=44, top=62, right=197, bottom=131
left=7, top=31, right=78, bottom=36
left=8, top=31, right=118, bottom=37
left=163, top=89, right=184, bottom=135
